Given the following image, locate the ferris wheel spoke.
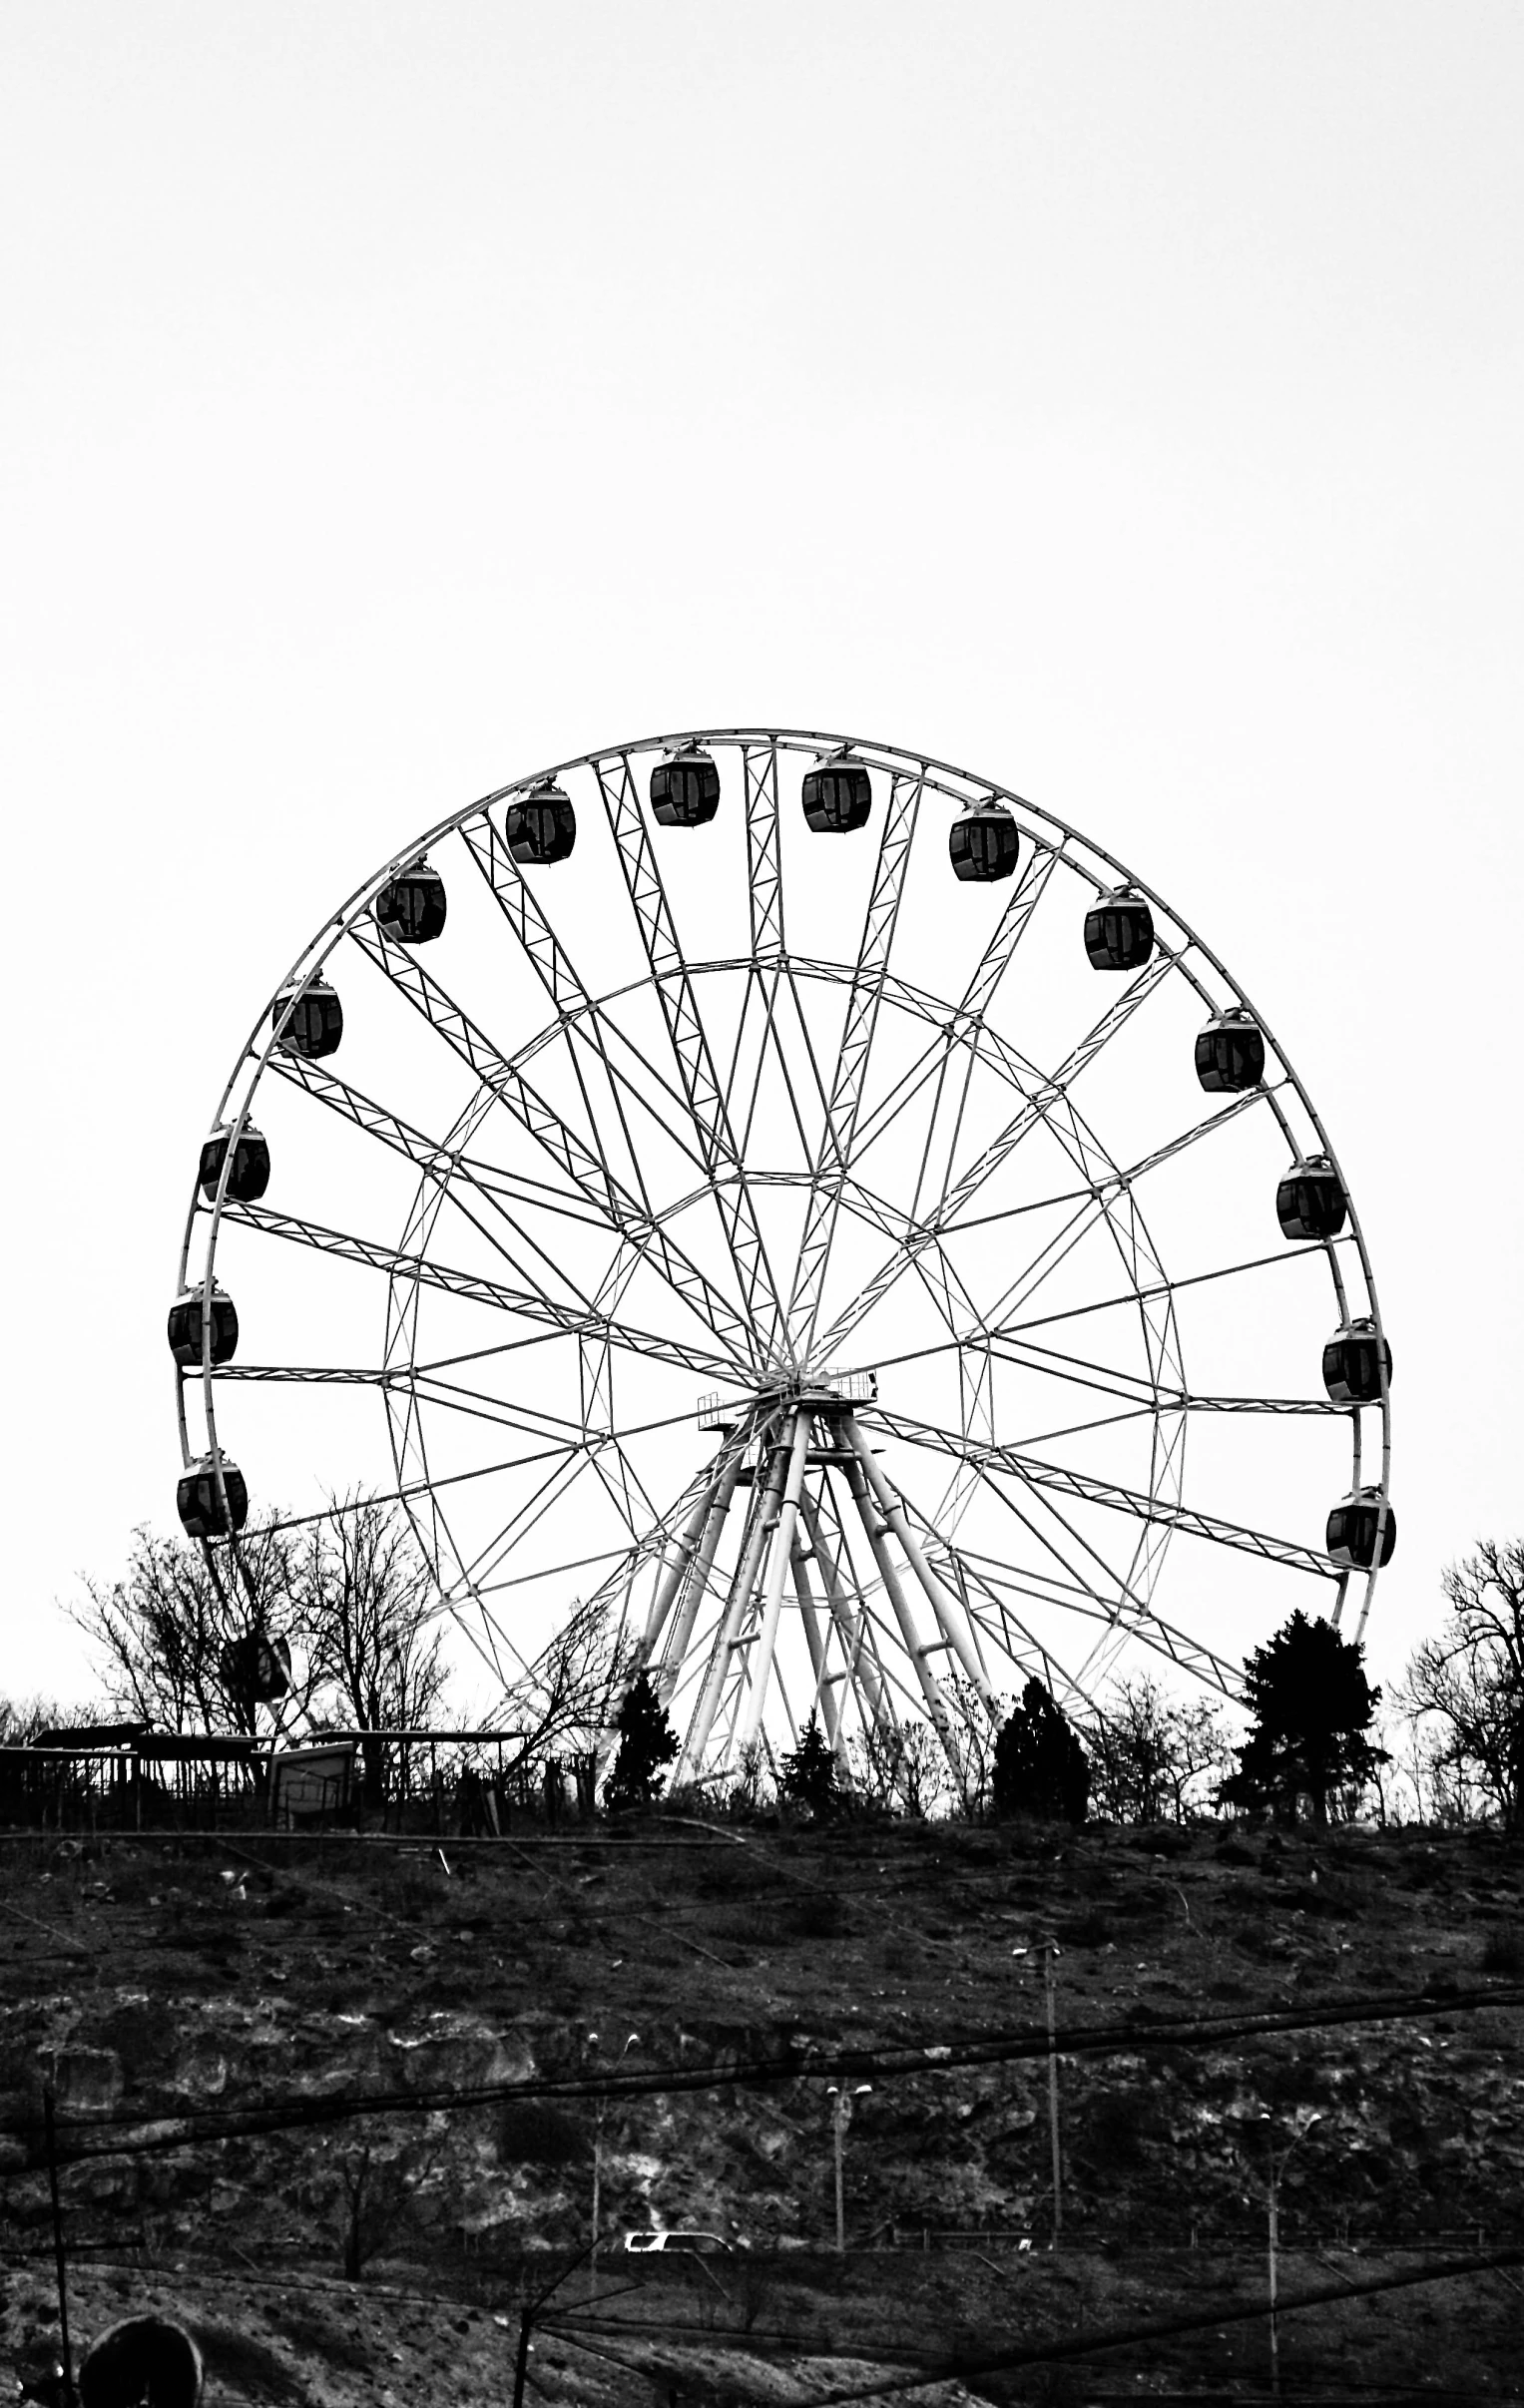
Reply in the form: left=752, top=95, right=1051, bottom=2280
left=843, top=846, right=1058, bottom=1184
left=212, top=1360, right=587, bottom=1439
left=789, top=768, right=924, bottom=1356
left=743, top=737, right=785, bottom=960
left=592, top=748, right=790, bottom=1358
left=268, top=1052, right=621, bottom=1237
left=983, top=1332, right=1341, bottom=1420
left=894, top=1495, right=1066, bottom=1694
left=347, top=915, right=759, bottom=1369
left=461, top=816, right=727, bottom=1199
left=871, top=1404, right=1340, bottom=1580
left=960, top=1547, right=1239, bottom=1696
left=215, top=1196, right=737, bottom=1382
left=808, top=951, right=1178, bottom=1365
left=268, top=1052, right=621, bottom=1317
left=434, top=1446, right=610, bottom=1608
left=998, top=1234, right=1348, bottom=1348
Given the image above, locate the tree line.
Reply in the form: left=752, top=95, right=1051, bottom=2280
left=29, top=1505, right=1524, bottom=1831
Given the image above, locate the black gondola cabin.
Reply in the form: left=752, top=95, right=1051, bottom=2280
left=176, top=1453, right=250, bottom=1540
left=948, top=801, right=1020, bottom=884
left=506, top=780, right=576, bottom=864
left=1084, top=890, right=1155, bottom=970
left=374, top=858, right=447, bottom=944
left=1326, top=1487, right=1396, bottom=1570
left=651, top=746, right=721, bottom=827
left=272, top=972, right=342, bottom=1060
left=802, top=755, right=872, bottom=833
left=1322, top=1319, right=1392, bottom=1407
left=167, top=1284, right=239, bottom=1368
left=1195, top=1008, right=1266, bottom=1094
left=220, top=1630, right=292, bottom=1705
left=198, top=1124, right=269, bottom=1204
left=1275, top=1156, right=1346, bottom=1242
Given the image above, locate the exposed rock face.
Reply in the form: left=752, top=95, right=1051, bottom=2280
left=0, top=1822, right=1518, bottom=2401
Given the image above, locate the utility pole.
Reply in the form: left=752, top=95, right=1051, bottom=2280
left=1013, top=1941, right=1063, bottom=2248
left=587, top=2029, right=639, bottom=2300
left=825, top=2084, right=871, bottom=2253
left=43, top=2087, right=75, bottom=2408
left=1043, top=1942, right=1063, bottom=2248
left=511, top=2308, right=532, bottom=2408
left=1259, top=2112, right=1320, bottom=2400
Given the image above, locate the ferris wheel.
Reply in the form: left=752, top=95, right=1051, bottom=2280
left=172, top=726, right=1392, bottom=1773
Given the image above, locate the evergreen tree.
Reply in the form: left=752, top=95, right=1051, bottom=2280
left=778, top=1711, right=840, bottom=1815
left=1221, top=1608, right=1383, bottom=1825
left=603, top=1671, right=679, bottom=1812
left=992, top=1678, right=1090, bottom=1823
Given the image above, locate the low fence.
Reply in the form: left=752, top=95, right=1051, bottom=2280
left=0, top=1732, right=600, bottom=1834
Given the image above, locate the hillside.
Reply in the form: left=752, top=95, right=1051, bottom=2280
left=0, top=1814, right=1520, bottom=2404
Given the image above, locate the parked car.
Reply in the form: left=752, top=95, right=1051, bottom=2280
left=623, top=2228, right=734, bottom=2256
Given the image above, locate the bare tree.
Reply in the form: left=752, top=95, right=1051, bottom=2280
left=70, top=1518, right=304, bottom=1736
left=1395, top=1540, right=1524, bottom=1828
left=943, top=1678, right=1009, bottom=1817
left=848, top=1716, right=951, bottom=1817
left=298, top=1495, right=449, bottom=1807
left=492, top=1592, right=634, bottom=1795
left=0, top=1694, right=107, bottom=1744
left=1085, top=1675, right=1233, bottom=1824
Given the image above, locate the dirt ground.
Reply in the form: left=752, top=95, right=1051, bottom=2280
left=0, top=1813, right=1520, bottom=2403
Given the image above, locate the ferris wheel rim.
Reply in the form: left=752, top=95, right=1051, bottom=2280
left=176, top=722, right=1392, bottom=1711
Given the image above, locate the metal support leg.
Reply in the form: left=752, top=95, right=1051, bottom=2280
left=739, top=1412, right=811, bottom=1752
left=678, top=1428, right=789, bottom=1778
left=846, top=1416, right=996, bottom=1710
left=789, top=1540, right=838, bottom=1749
left=799, top=1490, right=889, bottom=1761
left=842, top=1452, right=956, bottom=1762
left=658, top=1451, right=745, bottom=1700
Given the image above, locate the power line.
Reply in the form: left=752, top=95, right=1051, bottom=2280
left=5, top=1977, right=1518, bottom=2170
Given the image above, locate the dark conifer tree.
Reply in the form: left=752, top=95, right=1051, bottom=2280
left=1222, top=1608, right=1383, bottom=1825
left=778, top=1710, right=840, bottom=1815
left=603, top=1670, right=679, bottom=1812
left=992, top=1678, right=1090, bottom=1824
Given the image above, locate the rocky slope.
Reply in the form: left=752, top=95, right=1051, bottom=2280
left=0, top=1815, right=1519, bottom=2403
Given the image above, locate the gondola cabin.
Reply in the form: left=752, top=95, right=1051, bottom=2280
left=176, top=1453, right=250, bottom=1540
left=505, top=780, right=576, bottom=863
left=1326, top=1487, right=1396, bottom=1570
left=948, top=800, right=1020, bottom=884
left=167, top=1284, right=239, bottom=1368
left=1195, top=1008, right=1266, bottom=1094
left=374, top=858, right=446, bottom=944
left=801, top=755, right=872, bottom=833
left=650, top=745, right=721, bottom=826
left=1084, top=890, right=1155, bottom=970
left=1322, top=1318, right=1392, bottom=1407
left=220, top=1629, right=292, bottom=1705
left=1275, top=1156, right=1346, bottom=1242
left=198, top=1123, right=269, bottom=1204
left=272, top=972, right=342, bottom=1060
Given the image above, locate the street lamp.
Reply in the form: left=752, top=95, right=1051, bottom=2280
left=1256, top=2111, right=1322, bottom=2399
left=588, top=2030, right=640, bottom=2295
left=824, top=2084, right=871, bottom=2253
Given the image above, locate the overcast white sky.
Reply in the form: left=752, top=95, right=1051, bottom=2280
left=2, top=1, right=1520, bottom=1712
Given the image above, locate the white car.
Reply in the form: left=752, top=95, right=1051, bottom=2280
left=622, top=2228, right=734, bottom=2257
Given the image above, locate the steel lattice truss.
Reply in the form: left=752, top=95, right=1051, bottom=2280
left=176, top=727, right=1392, bottom=1775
